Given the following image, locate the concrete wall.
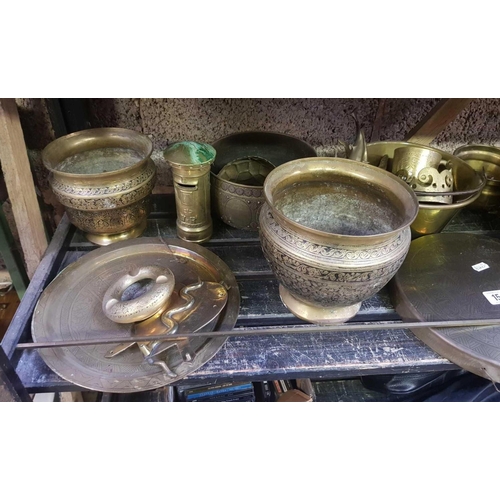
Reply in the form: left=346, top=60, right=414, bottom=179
left=5, top=98, right=500, bottom=250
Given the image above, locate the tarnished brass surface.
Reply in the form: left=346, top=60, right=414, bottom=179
left=391, top=233, right=500, bottom=383
left=367, top=141, right=484, bottom=237
left=42, top=128, right=156, bottom=245
left=341, top=114, right=368, bottom=163
left=102, top=265, right=176, bottom=324
left=392, top=146, right=453, bottom=205
left=259, top=157, right=418, bottom=325
left=453, top=144, right=500, bottom=212
left=163, top=141, right=215, bottom=243
left=211, top=156, right=275, bottom=230
left=31, top=238, right=240, bottom=393
left=211, top=131, right=317, bottom=174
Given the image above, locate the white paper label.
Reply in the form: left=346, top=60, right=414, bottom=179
left=483, top=290, right=500, bottom=305
left=472, top=262, right=490, bottom=272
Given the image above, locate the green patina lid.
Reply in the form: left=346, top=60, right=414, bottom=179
left=163, top=141, right=216, bottom=167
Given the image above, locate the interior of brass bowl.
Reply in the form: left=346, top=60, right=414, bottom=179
left=218, top=156, right=275, bottom=186
left=264, top=157, right=419, bottom=241
left=42, top=127, right=153, bottom=177
left=211, top=131, right=317, bottom=174
left=454, top=145, right=500, bottom=185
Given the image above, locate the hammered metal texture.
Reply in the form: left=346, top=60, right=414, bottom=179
left=211, top=157, right=275, bottom=231
left=31, top=238, right=240, bottom=393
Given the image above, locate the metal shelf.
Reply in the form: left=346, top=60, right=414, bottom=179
left=3, top=195, right=500, bottom=400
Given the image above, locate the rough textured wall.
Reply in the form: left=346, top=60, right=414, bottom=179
left=7, top=98, right=500, bottom=243
left=87, top=98, right=442, bottom=191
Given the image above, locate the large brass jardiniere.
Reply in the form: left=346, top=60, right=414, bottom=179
left=42, top=128, right=156, bottom=245
left=259, top=157, right=419, bottom=325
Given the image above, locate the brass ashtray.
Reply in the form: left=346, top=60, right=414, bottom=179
left=211, top=156, right=275, bottom=231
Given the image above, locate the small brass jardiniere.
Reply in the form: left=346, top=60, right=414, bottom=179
left=42, top=127, right=156, bottom=245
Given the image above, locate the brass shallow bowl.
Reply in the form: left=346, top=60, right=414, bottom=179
left=453, top=144, right=500, bottom=212
left=366, top=141, right=484, bottom=238
left=211, top=156, right=275, bottom=230
left=42, top=127, right=156, bottom=245
left=259, top=157, right=419, bottom=325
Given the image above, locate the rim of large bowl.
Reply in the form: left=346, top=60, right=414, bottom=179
left=42, top=127, right=153, bottom=178
left=212, top=130, right=317, bottom=155
left=263, top=157, right=419, bottom=241
left=454, top=144, right=500, bottom=186
left=367, top=141, right=485, bottom=209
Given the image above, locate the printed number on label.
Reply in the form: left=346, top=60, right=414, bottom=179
left=483, top=290, right=500, bottom=305
left=472, top=262, right=490, bottom=272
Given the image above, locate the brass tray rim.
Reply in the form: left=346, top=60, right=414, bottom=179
left=31, top=237, right=240, bottom=393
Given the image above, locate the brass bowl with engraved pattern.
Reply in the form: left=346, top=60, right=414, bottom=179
left=259, top=157, right=419, bottom=325
left=42, top=128, right=156, bottom=245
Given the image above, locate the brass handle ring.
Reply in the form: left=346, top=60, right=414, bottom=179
left=102, top=265, right=175, bottom=324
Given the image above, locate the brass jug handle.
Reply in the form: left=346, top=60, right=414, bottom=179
left=102, top=266, right=175, bottom=324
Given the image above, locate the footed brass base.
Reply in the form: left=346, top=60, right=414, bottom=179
left=85, top=219, right=147, bottom=246
left=279, top=285, right=361, bottom=325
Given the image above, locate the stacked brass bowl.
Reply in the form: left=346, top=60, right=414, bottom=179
left=42, top=128, right=156, bottom=245
left=453, top=144, right=500, bottom=211
left=366, top=142, right=485, bottom=237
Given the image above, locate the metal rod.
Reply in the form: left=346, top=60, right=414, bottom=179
left=16, top=318, right=500, bottom=350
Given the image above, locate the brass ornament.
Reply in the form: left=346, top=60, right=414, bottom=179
left=42, top=128, right=156, bottom=245
left=392, top=146, right=453, bottom=205
left=259, top=157, right=418, bottom=325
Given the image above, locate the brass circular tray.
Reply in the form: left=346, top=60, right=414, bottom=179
left=391, top=233, right=500, bottom=383
left=31, top=237, right=240, bottom=393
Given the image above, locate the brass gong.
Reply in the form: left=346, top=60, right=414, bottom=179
left=31, top=238, right=240, bottom=393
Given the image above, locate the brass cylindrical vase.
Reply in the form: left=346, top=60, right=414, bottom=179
left=163, top=142, right=215, bottom=243
left=42, top=128, right=156, bottom=245
left=259, top=157, right=419, bottom=325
